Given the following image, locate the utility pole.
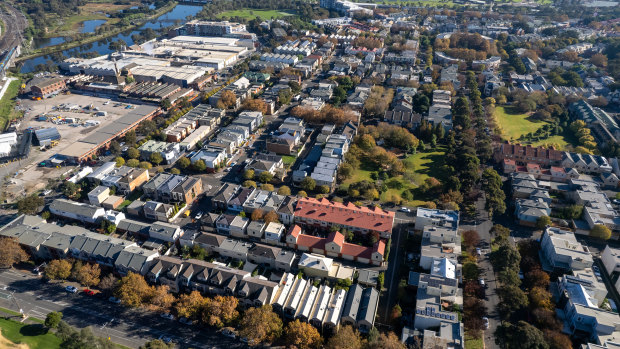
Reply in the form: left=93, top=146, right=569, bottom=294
left=9, top=291, right=26, bottom=319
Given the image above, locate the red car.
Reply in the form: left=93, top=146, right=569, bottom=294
left=83, top=289, right=95, bottom=296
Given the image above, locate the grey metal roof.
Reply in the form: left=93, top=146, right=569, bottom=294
left=50, top=199, right=101, bottom=218
left=341, top=284, right=363, bottom=322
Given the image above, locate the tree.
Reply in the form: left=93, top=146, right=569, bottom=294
left=115, top=156, right=126, bottom=167
left=150, top=285, right=175, bottom=311
left=175, top=291, right=205, bottom=320
left=498, top=285, right=529, bottom=315
left=56, top=321, right=114, bottom=349
left=463, top=262, right=479, bottom=280
left=258, top=172, right=273, bottom=183
left=277, top=186, right=291, bottom=195
left=220, top=90, right=237, bottom=109
left=115, top=272, right=153, bottom=307
left=326, top=325, right=363, bottom=349
left=495, top=321, right=549, bottom=349
left=139, top=161, right=152, bottom=169
left=127, top=159, right=140, bottom=167
left=543, top=330, right=572, bottom=349
left=261, top=183, right=274, bottom=191
left=0, top=237, right=28, bottom=268
left=201, top=295, right=239, bottom=328
left=591, top=224, right=612, bottom=240
left=150, top=153, right=163, bottom=166
left=525, top=269, right=550, bottom=290
left=75, top=263, right=101, bottom=287
left=529, top=287, right=553, bottom=310
left=44, top=259, right=72, bottom=280
left=192, top=160, right=207, bottom=172
left=127, top=147, right=140, bottom=159
left=244, top=169, right=255, bottom=180
left=16, top=195, right=44, bottom=215
left=243, top=180, right=257, bottom=188
left=590, top=53, right=608, bottom=68
left=264, top=211, right=279, bottom=224
left=536, top=216, right=551, bottom=229
left=482, top=168, right=506, bottom=218
left=301, top=177, right=316, bottom=191
left=462, top=230, right=480, bottom=249
left=242, top=99, right=268, bottom=114
left=367, top=331, right=406, bottom=349
left=298, top=190, right=308, bottom=198
left=140, top=339, right=174, bottom=349
left=124, top=130, right=137, bottom=146
left=251, top=209, right=265, bottom=221
left=45, top=311, right=63, bottom=329
left=99, top=274, right=118, bottom=296
left=177, top=157, right=190, bottom=170
left=491, top=245, right=521, bottom=273
left=498, top=269, right=521, bottom=287
left=239, top=305, right=282, bottom=346
left=284, top=319, right=322, bottom=349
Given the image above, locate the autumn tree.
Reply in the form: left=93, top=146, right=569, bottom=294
left=543, top=329, right=572, bottom=349
left=242, top=99, right=267, bottom=114
left=201, top=295, right=239, bottom=328
left=462, top=230, right=480, bottom=249
left=115, top=272, right=153, bottom=307
left=44, top=259, right=73, bottom=281
left=326, top=325, right=363, bottom=349
left=149, top=285, right=175, bottom=311
left=284, top=320, right=322, bottom=349
left=264, top=211, right=279, bottom=224
left=529, top=287, right=553, bottom=310
left=524, top=269, right=550, bottom=290
left=0, top=237, right=28, bottom=268
left=99, top=274, right=118, bottom=295
left=251, top=208, right=265, bottom=221
left=75, top=263, right=101, bottom=287
left=238, top=305, right=283, bottom=346
left=175, top=291, right=205, bottom=320
left=219, top=90, right=237, bottom=109
left=367, top=331, right=406, bottom=349
left=277, top=186, right=291, bottom=195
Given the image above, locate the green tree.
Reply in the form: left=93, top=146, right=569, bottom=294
left=277, top=186, right=291, bottom=195
left=192, top=160, right=207, bottom=172
left=498, top=285, right=529, bottom=316
left=591, top=224, right=612, bottom=240
left=139, top=161, right=152, bottom=169
left=17, top=195, right=44, bottom=215
left=127, top=159, right=140, bottom=167
left=244, top=169, right=255, bottom=180
left=115, top=157, right=125, bottom=167
left=177, top=157, right=190, bottom=169
left=482, top=168, right=506, bottom=218
left=258, top=172, right=273, bottom=183
left=318, top=185, right=330, bottom=194
left=45, top=311, right=63, bottom=329
left=495, top=321, right=549, bottom=349
left=140, top=339, right=174, bottom=349
left=301, top=177, right=316, bottom=191
left=127, top=147, right=140, bottom=159
left=536, top=216, right=552, bottom=229
left=150, top=152, right=163, bottom=166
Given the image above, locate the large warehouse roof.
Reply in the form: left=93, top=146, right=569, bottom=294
left=34, top=128, right=61, bottom=142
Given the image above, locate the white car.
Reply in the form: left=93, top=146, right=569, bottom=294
left=475, top=248, right=481, bottom=256
left=195, top=211, right=203, bottom=220
left=482, top=317, right=489, bottom=330
left=65, top=286, right=77, bottom=293
left=399, top=207, right=411, bottom=213
left=479, top=278, right=485, bottom=287
left=159, top=313, right=175, bottom=320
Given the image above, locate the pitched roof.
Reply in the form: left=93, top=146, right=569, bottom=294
left=294, top=198, right=394, bottom=233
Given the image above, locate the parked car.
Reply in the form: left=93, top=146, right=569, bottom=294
left=479, top=278, right=485, bottom=287
left=220, top=328, right=236, bottom=339
left=65, top=286, right=77, bottom=293
left=475, top=248, right=481, bottom=256
left=179, top=317, right=194, bottom=325
left=195, top=211, right=203, bottom=220
left=399, top=207, right=411, bottom=213
left=108, top=297, right=121, bottom=304
left=593, top=265, right=601, bottom=277
left=158, top=335, right=172, bottom=344
left=83, top=289, right=95, bottom=296
left=482, top=317, right=489, bottom=330
left=160, top=313, right=175, bottom=320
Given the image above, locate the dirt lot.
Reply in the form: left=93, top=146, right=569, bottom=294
left=2, top=94, right=142, bottom=200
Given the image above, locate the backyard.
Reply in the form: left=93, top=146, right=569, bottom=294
left=494, top=106, right=574, bottom=150
left=217, top=9, right=296, bottom=20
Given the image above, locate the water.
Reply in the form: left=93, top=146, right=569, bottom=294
left=32, top=36, right=67, bottom=49
left=20, top=4, right=203, bottom=73
left=80, top=19, right=107, bottom=33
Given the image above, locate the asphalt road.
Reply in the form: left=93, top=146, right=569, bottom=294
left=460, top=197, right=500, bottom=349
left=0, top=269, right=245, bottom=349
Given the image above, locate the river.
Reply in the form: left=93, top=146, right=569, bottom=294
left=20, top=3, right=204, bottom=73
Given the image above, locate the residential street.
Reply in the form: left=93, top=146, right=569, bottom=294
left=0, top=269, right=244, bottom=348
left=461, top=197, right=499, bottom=349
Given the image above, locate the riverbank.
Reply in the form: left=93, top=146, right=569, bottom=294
left=16, top=1, right=179, bottom=63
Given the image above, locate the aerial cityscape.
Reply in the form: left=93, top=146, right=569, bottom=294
left=0, top=0, right=618, bottom=348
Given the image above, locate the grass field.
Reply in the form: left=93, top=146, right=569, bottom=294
left=217, top=9, right=296, bottom=20
left=464, top=334, right=483, bottom=349
left=403, top=148, right=447, bottom=184
left=0, top=79, right=23, bottom=132
left=0, top=318, right=62, bottom=349
left=495, top=106, right=574, bottom=150
left=281, top=155, right=296, bottom=167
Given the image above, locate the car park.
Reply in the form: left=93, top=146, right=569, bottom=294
left=65, top=286, right=77, bottom=293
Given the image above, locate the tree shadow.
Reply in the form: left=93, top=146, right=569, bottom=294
left=19, top=324, right=47, bottom=337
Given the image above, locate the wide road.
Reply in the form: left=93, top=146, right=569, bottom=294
left=0, top=269, right=245, bottom=349
left=460, top=196, right=500, bottom=349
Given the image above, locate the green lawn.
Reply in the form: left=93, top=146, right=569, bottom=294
left=495, top=106, right=574, bottom=150
left=0, top=79, right=22, bottom=132
left=217, top=9, right=296, bottom=20
left=465, top=334, right=484, bottom=349
left=281, top=155, right=296, bottom=167
left=403, top=148, right=447, bottom=184
left=0, top=318, right=62, bottom=349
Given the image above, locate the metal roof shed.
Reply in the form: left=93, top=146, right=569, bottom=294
left=33, top=128, right=60, bottom=145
